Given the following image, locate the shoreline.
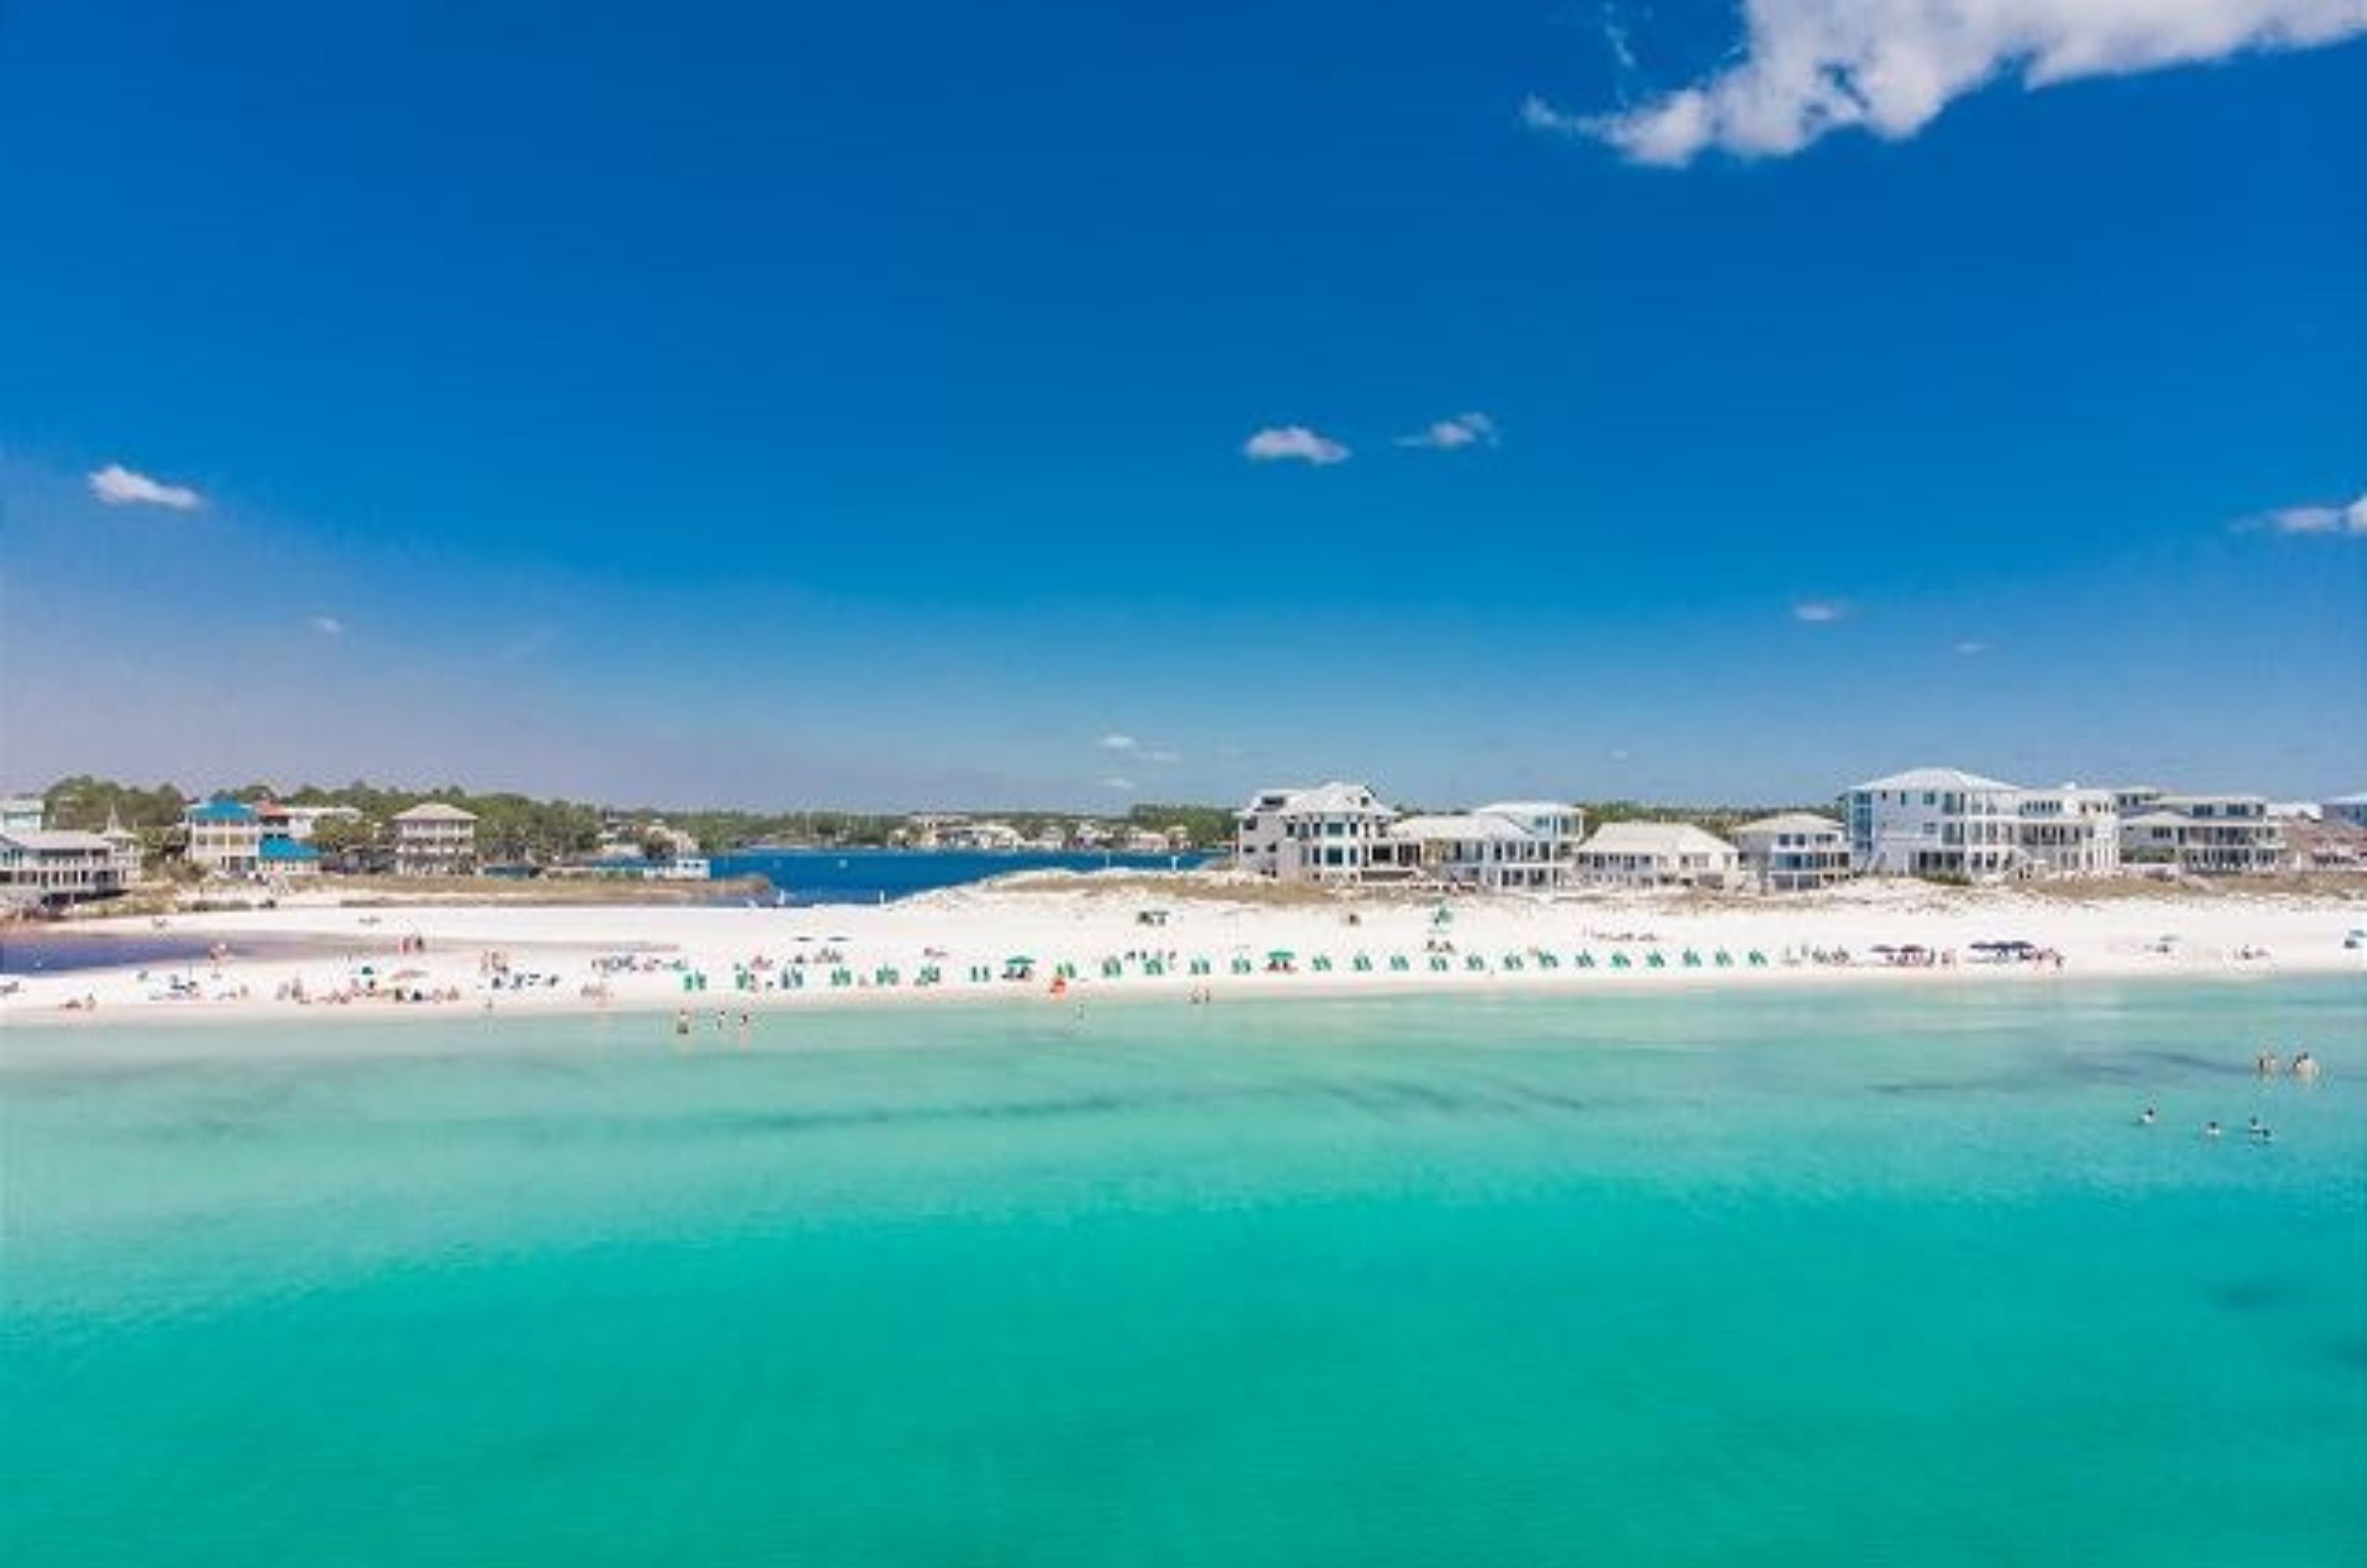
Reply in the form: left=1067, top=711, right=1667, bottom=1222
left=4, top=877, right=2360, bottom=1035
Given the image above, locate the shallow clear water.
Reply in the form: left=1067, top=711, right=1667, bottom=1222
left=6, top=980, right=2363, bottom=1566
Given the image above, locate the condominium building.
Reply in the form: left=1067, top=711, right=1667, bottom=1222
left=1570, top=822, right=1739, bottom=888
left=2119, top=794, right=2285, bottom=875
left=1236, top=782, right=1399, bottom=883
left=1, top=795, right=45, bottom=834
left=2325, top=792, right=2367, bottom=831
left=1843, top=768, right=2025, bottom=879
left=1731, top=813, right=1851, bottom=891
left=391, top=802, right=479, bottom=877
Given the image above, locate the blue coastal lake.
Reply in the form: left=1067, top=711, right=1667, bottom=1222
left=5, top=979, right=2363, bottom=1567
left=709, top=847, right=1210, bottom=905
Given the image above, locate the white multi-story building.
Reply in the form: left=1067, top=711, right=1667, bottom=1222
left=1236, top=782, right=1399, bottom=884
left=1843, top=767, right=2025, bottom=880
left=2015, top=785, right=2121, bottom=878
left=1731, top=813, right=1851, bottom=891
left=2119, top=794, right=2284, bottom=875
left=0, top=828, right=134, bottom=906
left=254, top=802, right=364, bottom=843
left=391, top=802, right=479, bottom=877
left=1386, top=801, right=1587, bottom=891
left=183, top=796, right=263, bottom=876
left=2324, top=792, right=2367, bottom=831
left=1570, top=821, right=1738, bottom=888
left=1, top=796, right=45, bottom=834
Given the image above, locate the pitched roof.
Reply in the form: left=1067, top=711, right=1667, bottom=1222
left=1247, top=782, right=1390, bottom=817
left=0, top=829, right=112, bottom=853
left=1734, top=812, right=1845, bottom=837
left=1847, top=766, right=2021, bottom=794
left=1391, top=813, right=1534, bottom=843
left=259, top=837, right=321, bottom=862
left=393, top=802, right=478, bottom=823
left=185, top=797, right=257, bottom=824
left=1578, top=822, right=1736, bottom=857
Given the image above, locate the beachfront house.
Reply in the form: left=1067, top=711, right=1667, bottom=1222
left=2118, top=794, right=2285, bottom=875
left=1842, top=767, right=2025, bottom=880
left=1570, top=822, right=1738, bottom=889
left=2325, top=792, right=2367, bottom=831
left=2015, top=786, right=2121, bottom=879
left=1236, top=782, right=1399, bottom=884
left=258, top=837, right=323, bottom=881
left=391, top=802, right=479, bottom=877
left=1384, top=802, right=1587, bottom=892
left=183, top=795, right=263, bottom=876
left=0, top=828, right=134, bottom=908
left=1, top=795, right=45, bottom=834
left=1731, top=813, right=1851, bottom=891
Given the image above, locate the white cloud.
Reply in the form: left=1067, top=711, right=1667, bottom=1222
left=1953, top=638, right=1992, bottom=655
left=1144, top=748, right=1183, bottom=765
left=1792, top=599, right=1848, bottom=623
left=1098, top=733, right=1138, bottom=752
left=1243, top=425, right=1351, bottom=465
left=2246, top=492, right=2367, bottom=535
left=1394, top=412, right=1500, bottom=450
left=1532, top=1, right=2367, bottom=166
left=89, top=462, right=203, bottom=510
left=307, top=615, right=346, bottom=637
left=1098, top=776, right=1138, bottom=792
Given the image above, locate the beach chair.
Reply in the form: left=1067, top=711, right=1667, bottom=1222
left=1101, top=959, right=1123, bottom=979
left=1389, top=954, right=1411, bottom=973
left=1610, top=952, right=1632, bottom=970
left=1231, top=957, right=1253, bottom=976
left=1351, top=953, right=1373, bottom=973
left=787, top=968, right=806, bottom=990
left=1465, top=954, right=1487, bottom=973
left=1576, top=950, right=1596, bottom=969
left=1429, top=955, right=1450, bottom=973
left=1647, top=951, right=1667, bottom=969
left=1747, top=950, right=1768, bottom=967
left=1714, top=950, right=1733, bottom=967
left=829, top=969, right=851, bottom=988
left=876, top=967, right=900, bottom=987
left=1502, top=954, right=1523, bottom=972
left=1189, top=957, right=1211, bottom=976
left=1538, top=953, right=1559, bottom=970
left=1144, top=959, right=1165, bottom=977
left=1682, top=950, right=1702, bottom=968
left=1311, top=956, right=1333, bottom=973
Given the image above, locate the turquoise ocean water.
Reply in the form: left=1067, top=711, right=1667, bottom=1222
left=6, top=979, right=2363, bottom=1566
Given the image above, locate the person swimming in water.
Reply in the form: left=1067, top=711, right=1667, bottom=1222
left=2138, top=1106, right=2158, bottom=1126
left=2293, top=1052, right=2320, bottom=1084
left=2203, top=1120, right=2223, bottom=1140
left=2247, top=1116, right=2274, bottom=1143
left=2256, top=1048, right=2280, bottom=1078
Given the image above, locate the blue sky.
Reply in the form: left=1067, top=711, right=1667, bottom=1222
left=3, top=1, right=2362, bottom=809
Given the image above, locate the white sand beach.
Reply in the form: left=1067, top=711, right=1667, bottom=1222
left=6, top=873, right=2363, bottom=1027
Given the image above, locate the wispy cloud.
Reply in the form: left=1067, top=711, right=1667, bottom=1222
left=1530, top=1, right=2367, bottom=167
left=2238, top=492, right=2367, bottom=536
left=1144, top=748, right=1183, bottom=766
left=307, top=615, right=346, bottom=637
left=1792, top=599, right=1849, bottom=624
left=1953, top=639, right=1991, bottom=655
left=1098, top=733, right=1138, bottom=752
left=1394, top=412, right=1499, bottom=450
left=1098, top=776, right=1138, bottom=792
left=1243, top=425, right=1350, bottom=465
left=89, top=462, right=203, bottom=511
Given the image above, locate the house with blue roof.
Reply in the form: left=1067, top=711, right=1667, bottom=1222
left=258, top=836, right=322, bottom=879
left=183, top=794, right=261, bottom=876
